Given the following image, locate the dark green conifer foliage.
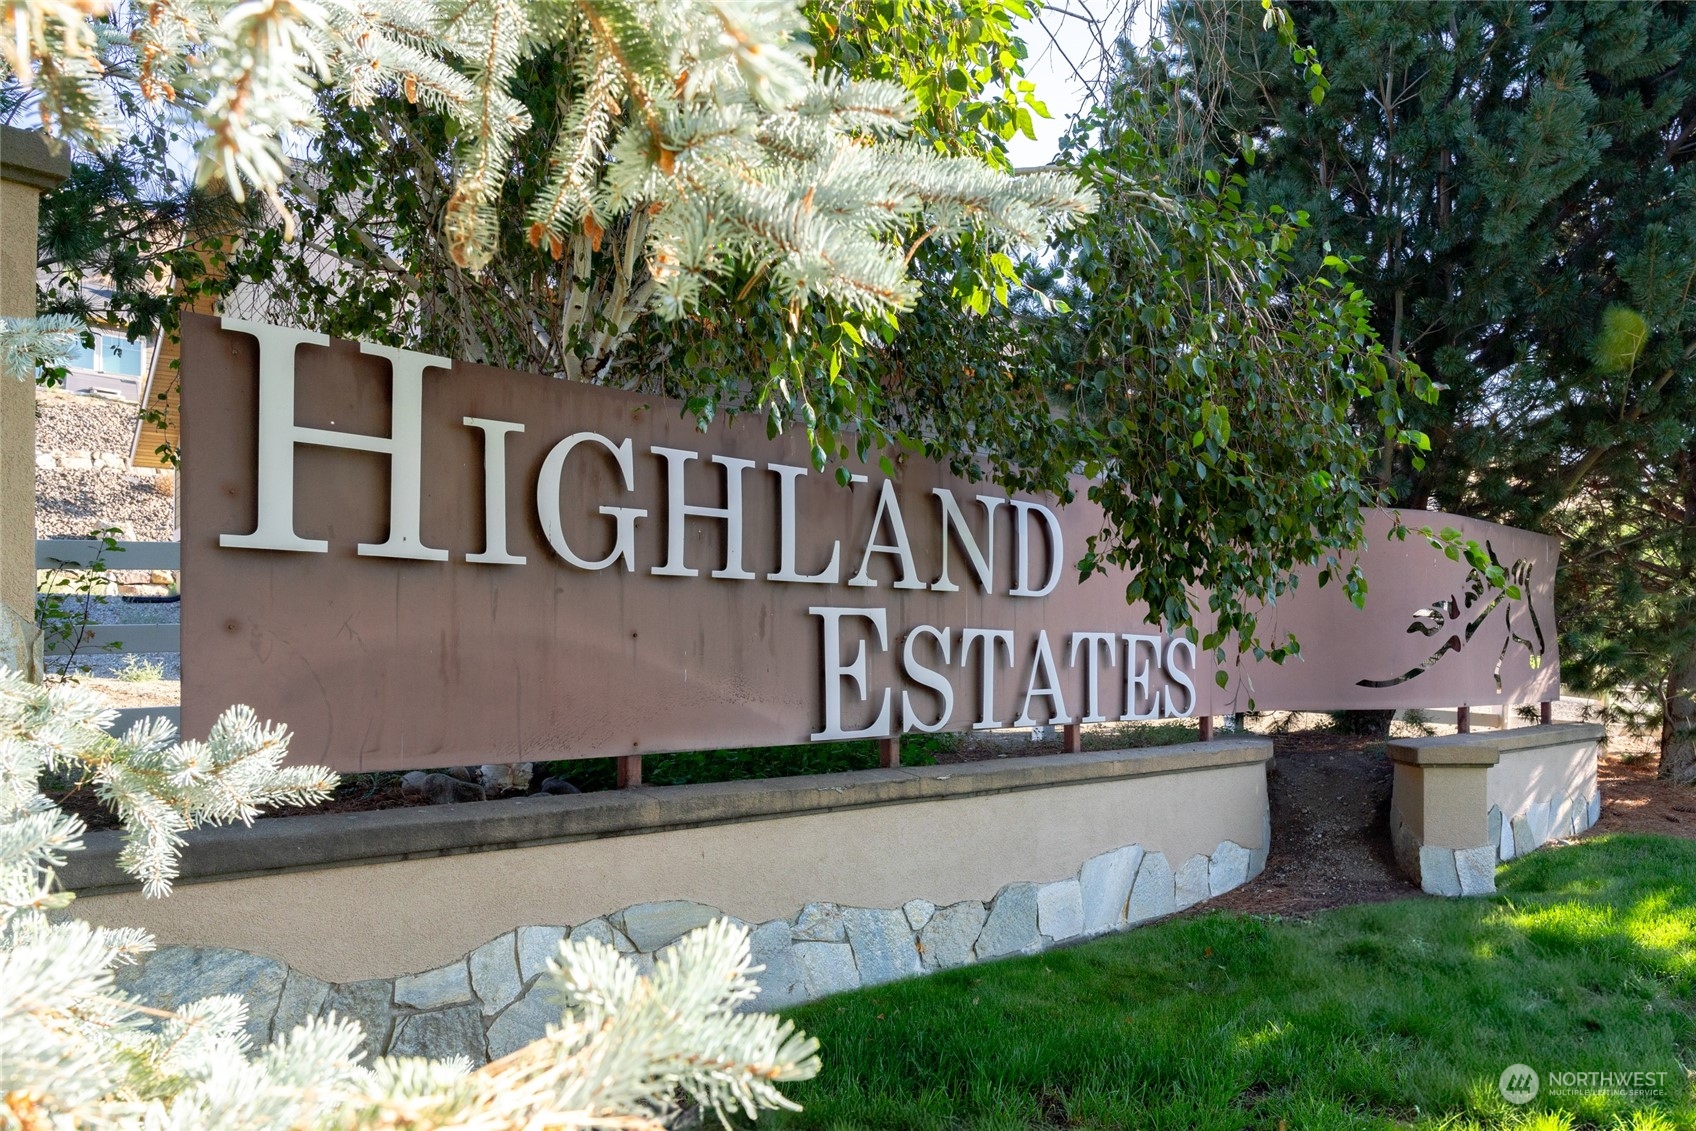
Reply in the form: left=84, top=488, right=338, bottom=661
left=1167, top=0, right=1696, bottom=775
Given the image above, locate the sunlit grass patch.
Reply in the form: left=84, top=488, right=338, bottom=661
left=773, top=835, right=1696, bottom=1130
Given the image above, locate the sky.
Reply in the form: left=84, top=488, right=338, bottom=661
left=1006, top=1, right=1151, bottom=169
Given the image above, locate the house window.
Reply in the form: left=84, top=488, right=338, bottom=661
left=68, top=330, right=145, bottom=377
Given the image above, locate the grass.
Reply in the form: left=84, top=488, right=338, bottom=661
left=772, top=835, right=1696, bottom=1130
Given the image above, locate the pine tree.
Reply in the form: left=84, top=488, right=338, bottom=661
left=1165, top=0, right=1696, bottom=774
left=13, top=1, right=1433, bottom=666
left=1, top=0, right=1093, bottom=358
left=0, top=669, right=820, bottom=1128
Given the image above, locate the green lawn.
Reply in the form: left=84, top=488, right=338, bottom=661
left=773, top=835, right=1696, bottom=1130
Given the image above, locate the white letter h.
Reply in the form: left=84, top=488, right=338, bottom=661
left=219, top=318, right=448, bottom=560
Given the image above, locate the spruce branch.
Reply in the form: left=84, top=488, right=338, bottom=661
left=0, top=668, right=821, bottom=1127
left=3, top=0, right=1096, bottom=371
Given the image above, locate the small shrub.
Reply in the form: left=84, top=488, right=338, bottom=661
left=35, top=527, right=124, bottom=679
left=116, top=655, right=166, bottom=682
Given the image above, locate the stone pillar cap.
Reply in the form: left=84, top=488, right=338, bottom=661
left=1388, top=721, right=1605, bottom=767
left=1, top=126, right=72, bottom=191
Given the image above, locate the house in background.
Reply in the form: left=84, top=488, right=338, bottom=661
left=62, top=323, right=151, bottom=402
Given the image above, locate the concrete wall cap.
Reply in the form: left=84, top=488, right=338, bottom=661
left=1388, top=722, right=1604, bottom=767
left=0, top=127, right=71, bottom=190
left=59, top=738, right=1272, bottom=896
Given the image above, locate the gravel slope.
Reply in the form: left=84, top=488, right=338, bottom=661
left=35, top=389, right=175, bottom=541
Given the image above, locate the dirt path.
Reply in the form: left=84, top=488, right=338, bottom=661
left=1208, top=733, right=1420, bottom=916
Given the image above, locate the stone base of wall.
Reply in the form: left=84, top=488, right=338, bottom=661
left=1491, top=788, right=1602, bottom=863
left=116, top=836, right=1259, bottom=1065
left=1389, top=805, right=1500, bottom=897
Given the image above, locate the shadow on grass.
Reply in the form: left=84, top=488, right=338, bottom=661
left=770, top=835, right=1696, bottom=1131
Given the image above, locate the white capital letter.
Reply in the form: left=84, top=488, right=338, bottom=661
left=850, top=478, right=927, bottom=589
left=1068, top=631, right=1118, bottom=723
left=810, top=606, right=892, bottom=741
left=219, top=320, right=448, bottom=560
left=1010, top=499, right=1063, bottom=597
left=901, top=625, right=954, bottom=733
left=1015, top=630, right=1073, bottom=727
left=1121, top=633, right=1164, bottom=721
left=931, top=489, right=1001, bottom=593
left=538, top=432, right=647, bottom=571
left=1165, top=636, right=1199, bottom=717
left=651, top=446, right=757, bottom=579
left=768, top=463, right=841, bottom=583
left=960, top=628, right=1015, bottom=729
left=464, top=417, right=525, bottom=565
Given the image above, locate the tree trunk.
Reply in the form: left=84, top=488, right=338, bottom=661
left=1332, top=709, right=1397, bottom=740
left=1661, top=642, right=1696, bottom=784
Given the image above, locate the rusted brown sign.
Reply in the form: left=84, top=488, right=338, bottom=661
left=180, top=316, right=1560, bottom=771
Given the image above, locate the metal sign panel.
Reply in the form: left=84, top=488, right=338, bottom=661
left=179, top=316, right=1559, bottom=770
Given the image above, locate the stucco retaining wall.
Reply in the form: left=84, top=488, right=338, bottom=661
left=1388, top=723, right=1603, bottom=896
left=66, top=740, right=1272, bottom=1063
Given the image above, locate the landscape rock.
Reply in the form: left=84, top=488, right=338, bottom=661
left=919, top=901, right=988, bottom=970
left=1455, top=845, right=1497, bottom=896
left=1487, top=806, right=1503, bottom=855
left=395, top=961, right=473, bottom=1010
left=568, top=918, right=618, bottom=949
left=389, top=1004, right=487, bottom=1062
left=517, top=926, right=567, bottom=983
left=1418, top=845, right=1462, bottom=897
left=1250, top=808, right=1272, bottom=878
left=615, top=900, right=720, bottom=951
left=746, top=919, right=806, bottom=1009
left=1511, top=812, right=1536, bottom=858
left=791, top=941, right=860, bottom=997
left=320, top=979, right=394, bottom=1059
left=116, top=946, right=287, bottom=1051
left=1208, top=841, right=1251, bottom=896
left=1127, top=852, right=1176, bottom=924
left=400, top=770, right=484, bottom=805
left=479, top=763, right=533, bottom=793
left=272, top=969, right=331, bottom=1042
left=538, top=776, right=582, bottom=795
left=1173, top=854, right=1210, bottom=910
left=1079, top=845, right=1142, bottom=934
left=902, top=898, right=936, bottom=932
left=1588, top=790, right=1601, bottom=829
left=841, top=907, right=922, bottom=986
left=1527, top=800, right=1552, bottom=848
left=1498, top=811, right=1517, bottom=861
left=975, top=882, right=1041, bottom=959
left=468, top=932, right=522, bottom=1015
left=1035, top=878, right=1084, bottom=942
left=487, top=981, right=560, bottom=1059
left=791, top=902, right=847, bottom=942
